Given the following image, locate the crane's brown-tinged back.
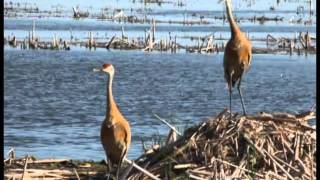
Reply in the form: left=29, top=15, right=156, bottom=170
left=223, top=32, right=252, bottom=87
left=100, top=110, right=131, bottom=164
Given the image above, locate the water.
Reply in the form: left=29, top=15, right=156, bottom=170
left=4, top=0, right=316, bottom=160
left=3, top=17, right=316, bottom=50
left=4, top=0, right=316, bottom=48
left=4, top=49, right=316, bottom=160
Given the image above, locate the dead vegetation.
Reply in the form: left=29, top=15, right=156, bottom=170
left=127, top=108, right=316, bottom=179
left=4, top=108, right=316, bottom=179
left=4, top=153, right=108, bottom=180
left=5, top=22, right=316, bottom=55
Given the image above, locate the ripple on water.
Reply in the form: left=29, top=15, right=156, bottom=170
left=4, top=50, right=316, bottom=160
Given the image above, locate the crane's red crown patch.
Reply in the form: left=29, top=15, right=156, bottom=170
left=103, top=64, right=111, bottom=69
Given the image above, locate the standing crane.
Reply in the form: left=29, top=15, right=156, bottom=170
left=94, top=64, right=131, bottom=179
left=222, top=0, right=252, bottom=116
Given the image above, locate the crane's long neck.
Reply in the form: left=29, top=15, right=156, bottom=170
left=225, top=0, right=240, bottom=37
left=106, top=73, right=117, bottom=116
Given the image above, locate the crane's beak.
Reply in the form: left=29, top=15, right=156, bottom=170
left=93, top=67, right=102, bottom=72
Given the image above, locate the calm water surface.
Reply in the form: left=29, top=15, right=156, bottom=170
left=4, top=49, right=316, bottom=160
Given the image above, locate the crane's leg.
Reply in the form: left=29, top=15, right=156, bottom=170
left=116, top=162, right=122, bottom=180
left=229, top=74, right=233, bottom=120
left=237, top=74, right=247, bottom=115
left=104, top=157, right=111, bottom=180
left=107, top=158, right=115, bottom=180
left=116, top=149, right=127, bottom=180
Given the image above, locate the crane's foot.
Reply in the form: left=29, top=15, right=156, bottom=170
left=119, top=162, right=134, bottom=180
left=104, top=173, right=116, bottom=180
left=104, top=173, right=110, bottom=180
left=227, top=108, right=232, bottom=120
left=242, top=107, right=247, bottom=116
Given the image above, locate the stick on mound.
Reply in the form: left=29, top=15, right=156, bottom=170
left=128, top=109, right=316, bottom=179
left=4, top=155, right=108, bottom=180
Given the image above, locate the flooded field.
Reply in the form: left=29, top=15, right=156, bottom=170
left=4, top=0, right=316, bottom=53
left=4, top=0, right=316, bottom=161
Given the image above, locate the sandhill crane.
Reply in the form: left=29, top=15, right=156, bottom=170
left=94, top=64, right=131, bottom=179
left=222, top=0, right=252, bottom=116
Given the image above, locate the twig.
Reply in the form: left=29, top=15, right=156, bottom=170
left=73, top=168, right=80, bottom=180
left=174, top=163, right=197, bottom=169
left=4, top=147, right=15, bottom=164
left=230, top=156, right=246, bottom=177
left=8, top=148, right=15, bottom=159
left=189, top=169, right=213, bottom=176
left=152, top=113, right=182, bottom=136
left=265, top=150, right=295, bottom=180
left=21, top=156, right=29, bottom=180
left=211, top=157, right=264, bottom=178
left=188, top=173, right=207, bottom=180
left=106, top=35, right=116, bottom=49
left=310, top=103, right=316, bottom=112
left=263, top=149, right=300, bottom=173
left=243, top=134, right=295, bottom=180
left=119, top=160, right=134, bottom=180
left=295, top=111, right=315, bottom=121
left=9, top=168, right=77, bottom=175
left=29, top=159, right=69, bottom=164
left=166, top=129, right=177, bottom=145
left=124, top=157, right=161, bottom=180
